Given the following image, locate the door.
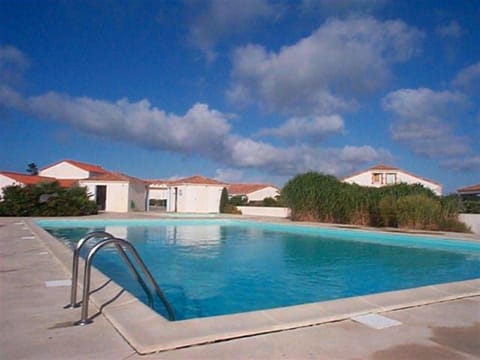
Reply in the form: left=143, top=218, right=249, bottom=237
left=174, top=187, right=178, bottom=212
left=96, top=185, right=107, bottom=211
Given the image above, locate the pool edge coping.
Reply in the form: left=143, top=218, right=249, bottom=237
left=27, top=218, right=480, bottom=355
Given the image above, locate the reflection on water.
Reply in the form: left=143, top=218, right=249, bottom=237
left=104, top=225, right=128, bottom=239
left=42, top=221, right=480, bottom=321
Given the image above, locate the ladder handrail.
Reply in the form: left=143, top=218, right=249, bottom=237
left=75, top=236, right=175, bottom=325
left=65, top=231, right=114, bottom=309
left=66, top=231, right=154, bottom=310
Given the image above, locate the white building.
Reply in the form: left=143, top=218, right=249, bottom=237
left=39, top=159, right=148, bottom=212
left=147, top=180, right=173, bottom=207
left=227, top=183, right=280, bottom=202
left=342, top=164, right=442, bottom=195
left=39, top=159, right=109, bottom=179
left=166, top=176, right=226, bottom=214
left=79, top=172, right=148, bottom=212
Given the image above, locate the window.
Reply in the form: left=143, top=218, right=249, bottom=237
left=386, top=173, right=396, bottom=184
left=372, top=173, right=382, bottom=184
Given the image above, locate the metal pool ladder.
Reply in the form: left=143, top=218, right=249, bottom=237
left=65, top=231, right=175, bottom=325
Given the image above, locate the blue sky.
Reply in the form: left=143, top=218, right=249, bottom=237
left=0, top=0, right=478, bottom=193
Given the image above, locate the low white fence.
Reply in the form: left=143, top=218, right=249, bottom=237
left=238, top=206, right=291, bottom=218
left=459, top=213, right=480, bottom=235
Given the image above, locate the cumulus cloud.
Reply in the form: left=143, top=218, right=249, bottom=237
left=301, top=0, right=388, bottom=15
left=187, top=0, right=277, bottom=61
left=228, top=17, right=423, bottom=117
left=441, top=156, right=480, bottom=173
left=383, top=88, right=469, bottom=157
left=214, top=168, right=245, bottom=183
left=452, top=62, right=480, bottom=95
left=1, top=84, right=389, bottom=178
left=0, top=45, right=30, bottom=87
left=436, top=20, right=463, bottom=38
left=257, top=114, right=344, bottom=141
left=0, top=87, right=231, bottom=156
left=223, top=136, right=389, bottom=176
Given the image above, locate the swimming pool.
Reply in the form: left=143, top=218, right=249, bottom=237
left=38, top=219, right=480, bottom=321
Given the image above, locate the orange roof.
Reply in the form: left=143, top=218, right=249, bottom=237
left=228, top=183, right=278, bottom=196
left=146, top=179, right=176, bottom=186
left=41, top=159, right=109, bottom=174
left=82, top=172, right=146, bottom=184
left=369, top=164, right=400, bottom=171
left=56, top=179, right=79, bottom=188
left=0, top=171, right=75, bottom=187
left=457, top=183, right=480, bottom=194
left=171, top=175, right=226, bottom=186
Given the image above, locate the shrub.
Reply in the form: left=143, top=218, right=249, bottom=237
left=0, top=182, right=97, bottom=216
left=219, top=187, right=241, bottom=214
left=462, top=199, right=480, bottom=214
left=282, top=172, right=340, bottom=221
left=281, top=172, right=470, bottom=232
left=394, top=194, right=442, bottom=230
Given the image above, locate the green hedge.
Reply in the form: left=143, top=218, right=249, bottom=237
left=0, top=182, right=98, bottom=216
left=281, top=172, right=470, bottom=232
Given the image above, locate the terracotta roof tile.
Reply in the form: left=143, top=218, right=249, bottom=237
left=457, top=183, right=480, bottom=193
left=228, top=183, right=278, bottom=195
left=171, top=175, right=226, bottom=186
left=41, top=159, right=109, bottom=174
left=0, top=171, right=74, bottom=187
left=82, top=172, right=146, bottom=183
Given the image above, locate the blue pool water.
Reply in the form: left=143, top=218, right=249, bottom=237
left=38, top=219, right=480, bottom=321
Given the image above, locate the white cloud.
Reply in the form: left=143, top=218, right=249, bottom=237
left=441, top=156, right=480, bottom=173
left=0, top=87, right=231, bottom=156
left=214, top=168, right=245, bottom=183
left=0, top=45, right=30, bottom=87
left=228, top=17, right=423, bottom=117
left=187, top=0, right=277, bottom=61
left=223, top=136, right=389, bottom=176
left=383, top=88, right=469, bottom=157
left=257, top=114, right=344, bottom=141
left=452, top=62, right=480, bottom=94
left=1, top=85, right=390, bottom=178
left=301, top=0, right=388, bottom=15
left=436, top=20, right=463, bottom=38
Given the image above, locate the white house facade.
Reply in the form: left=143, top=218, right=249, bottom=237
left=166, top=176, right=226, bottom=214
left=147, top=180, right=172, bottom=207
left=39, top=159, right=109, bottom=179
left=79, top=173, right=148, bottom=212
left=228, top=184, right=280, bottom=202
left=343, top=164, right=442, bottom=195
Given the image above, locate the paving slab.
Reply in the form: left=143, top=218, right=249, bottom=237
left=0, top=218, right=136, bottom=360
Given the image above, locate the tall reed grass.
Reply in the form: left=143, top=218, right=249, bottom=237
left=282, top=172, right=470, bottom=232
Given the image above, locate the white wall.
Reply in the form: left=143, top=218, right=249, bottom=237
left=149, top=187, right=168, bottom=200
left=80, top=181, right=130, bottom=212
left=0, top=174, right=17, bottom=197
left=40, top=162, right=90, bottom=179
left=247, top=187, right=280, bottom=201
left=459, top=214, right=480, bottom=234
left=167, top=185, right=224, bottom=213
left=344, top=170, right=442, bottom=195
left=238, top=206, right=291, bottom=218
left=129, top=182, right=147, bottom=211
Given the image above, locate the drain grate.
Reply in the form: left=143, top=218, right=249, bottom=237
left=351, top=313, right=402, bottom=329
left=45, top=280, right=72, bottom=287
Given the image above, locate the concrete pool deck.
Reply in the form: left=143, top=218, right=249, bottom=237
left=1, top=215, right=479, bottom=359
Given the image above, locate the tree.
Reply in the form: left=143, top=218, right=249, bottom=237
left=26, top=163, right=39, bottom=176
